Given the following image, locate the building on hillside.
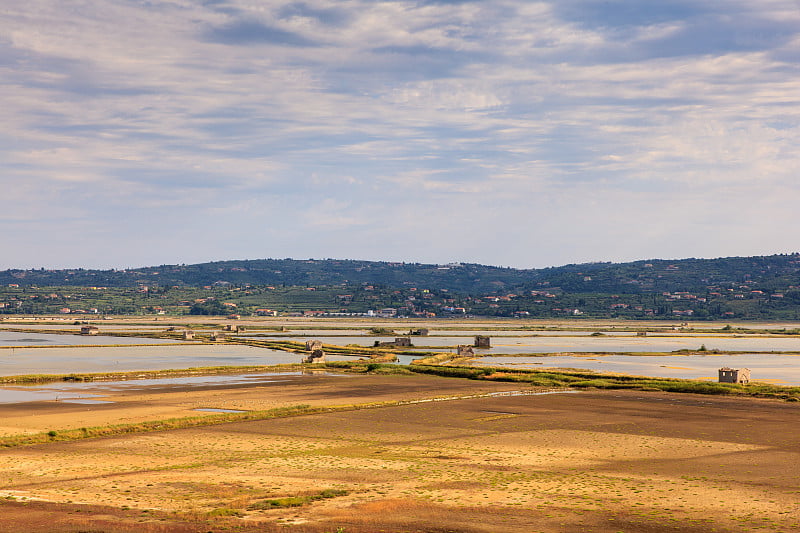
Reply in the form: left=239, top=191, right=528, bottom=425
left=719, top=367, right=751, bottom=384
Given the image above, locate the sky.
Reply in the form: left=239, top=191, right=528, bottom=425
left=2, top=0, right=799, bottom=270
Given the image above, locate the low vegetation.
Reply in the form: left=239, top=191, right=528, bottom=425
left=247, top=489, right=349, bottom=510
left=4, top=253, right=800, bottom=319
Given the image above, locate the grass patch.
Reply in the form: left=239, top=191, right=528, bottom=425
left=248, top=489, right=349, bottom=510
left=0, top=404, right=322, bottom=448
left=399, top=363, right=800, bottom=400
left=206, top=507, right=243, bottom=517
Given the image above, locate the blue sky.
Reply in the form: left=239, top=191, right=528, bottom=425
left=2, top=0, right=799, bottom=269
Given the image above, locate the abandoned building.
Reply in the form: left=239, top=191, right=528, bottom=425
left=456, top=345, right=475, bottom=357
left=302, top=349, right=326, bottom=364
left=408, top=328, right=429, bottom=336
left=209, top=332, right=224, bottom=341
left=305, top=340, right=323, bottom=352
left=474, top=335, right=491, bottom=348
left=223, top=324, right=241, bottom=333
left=718, top=367, right=751, bottom=384
left=80, top=325, right=99, bottom=335
left=182, top=330, right=195, bottom=340
left=374, top=337, right=413, bottom=348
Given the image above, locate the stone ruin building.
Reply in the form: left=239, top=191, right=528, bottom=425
left=474, top=335, right=491, bottom=348
left=303, top=349, right=326, bottom=364
left=456, top=345, right=475, bottom=357
left=182, top=330, right=195, bottom=340
left=305, top=340, right=323, bottom=351
left=373, top=337, right=413, bottom=348
left=302, top=340, right=325, bottom=363
left=80, top=325, right=99, bottom=335
left=718, top=367, right=751, bottom=384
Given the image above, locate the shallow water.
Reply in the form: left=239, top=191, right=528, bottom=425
left=473, top=353, right=800, bottom=385
left=0, top=344, right=354, bottom=377
left=456, top=336, right=800, bottom=353
left=0, top=388, right=103, bottom=403
left=0, top=371, right=335, bottom=404
left=257, top=334, right=800, bottom=353
left=0, top=331, right=179, bottom=346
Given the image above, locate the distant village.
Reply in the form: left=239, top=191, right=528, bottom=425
left=0, top=280, right=797, bottom=321
left=2, top=254, right=800, bottom=320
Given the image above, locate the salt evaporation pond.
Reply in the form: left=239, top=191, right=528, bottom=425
left=243, top=334, right=800, bottom=353
left=473, top=353, right=800, bottom=385
left=0, top=371, right=322, bottom=404
left=0, top=331, right=179, bottom=346
left=462, top=335, right=800, bottom=353
left=0, top=344, right=354, bottom=377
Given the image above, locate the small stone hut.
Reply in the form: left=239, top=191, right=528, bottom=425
left=80, top=325, right=99, bottom=335
left=719, top=367, right=751, bottom=384
left=303, top=349, right=326, bottom=364
left=305, top=340, right=323, bottom=351
left=456, top=345, right=475, bottom=357
left=394, top=337, right=412, bottom=347
left=182, top=330, right=195, bottom=340
left=373, top=337, right=413, bottom=348
left=474, top=335, right=491, bottom=348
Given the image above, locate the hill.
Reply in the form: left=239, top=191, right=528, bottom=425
left=2, top=254, right=800, bottom=294
left=2, top=254, right=800, bottom=319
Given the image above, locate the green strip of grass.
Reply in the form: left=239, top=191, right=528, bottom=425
left=248, top=489, right=349, bottom=510
left=398, top=363, right=800, bottom=400
left=0, top=404, right=322, bottom=448
left=0, top=364, right=305, bottom=384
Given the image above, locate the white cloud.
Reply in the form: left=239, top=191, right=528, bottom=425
left=1, top=0, right=799, bottom=268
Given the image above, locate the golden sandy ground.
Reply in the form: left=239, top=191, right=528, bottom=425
left=0, top=374, right=799, bottom=532
left=0, top=373, right=524, bottom=436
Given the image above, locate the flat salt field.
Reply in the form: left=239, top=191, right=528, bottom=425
left=259, top=334, right=800, bottom=353
left=0, top=331, right=180, bottom=346
left=0, top=372, right=315, bottom=404
left=473, top=352, right=800, bottom=385
left=482, top=335, right=800, bottom=353
left=0, top=344, right=355, bottom=376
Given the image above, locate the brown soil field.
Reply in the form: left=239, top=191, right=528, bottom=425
left=1, top=373, right=799, bottom=532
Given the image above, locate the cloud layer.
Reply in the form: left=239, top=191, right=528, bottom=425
left=2, top=0, right=799, bottom=269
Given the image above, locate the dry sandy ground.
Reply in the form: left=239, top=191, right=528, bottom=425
left=0, top=374, right=799, bottom=532
left=0, top=373, right=524, bottom=436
